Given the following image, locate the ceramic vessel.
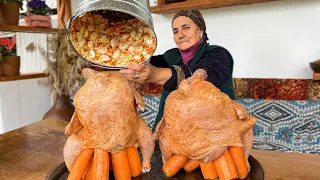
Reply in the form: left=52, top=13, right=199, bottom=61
left=1, top=56, right=20, bottom=76
left=0, top=2, right=20, bottom=25
left=310, top=59, right=320, bottom=73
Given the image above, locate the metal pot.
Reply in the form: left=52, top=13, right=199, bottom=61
left=66, top=0, right=157, bottom=69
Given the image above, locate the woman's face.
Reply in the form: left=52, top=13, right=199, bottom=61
left=172, top=16, right=203, bottom=50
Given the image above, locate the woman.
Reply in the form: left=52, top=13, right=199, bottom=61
left=120, top=10, right=236, bottom=131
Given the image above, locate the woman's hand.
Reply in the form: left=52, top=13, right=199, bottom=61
left=120, top=63, right=172, bottom=85
left=119, top=63, right=156, bottom=84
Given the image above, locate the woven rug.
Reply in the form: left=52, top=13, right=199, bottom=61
left=140, top=97, right=320, bottom=154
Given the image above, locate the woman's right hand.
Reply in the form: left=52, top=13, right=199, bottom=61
left=119, top=63, right=156, bottom=84
left=120, top=63, right=172, bottom=85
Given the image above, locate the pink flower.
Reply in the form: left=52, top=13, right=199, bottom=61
left=0, top=36, right=16, bottom=50
left=0, top=38, right=11, bottom=47
left=8, top=35, right=16, bottom=51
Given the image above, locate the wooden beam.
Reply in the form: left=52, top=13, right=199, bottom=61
left=0, top=24, right=61, bottom=34
left=151, top=0, right=282, bottom=14
left=57, top=0, right=71, bottom=29
left=0, top=72, right=47, bottom=82
left=64, top=0, right=72, bottom=25
left=57, top=0, right=64, bottom=29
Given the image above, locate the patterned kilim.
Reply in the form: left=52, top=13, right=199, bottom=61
left=140, top=97, right=320, bottom=154
left=140, top=96, right=160, bottom=127
left=141, top=79, right=320, bottom=100
left=238, top=99, right=320, bottom=154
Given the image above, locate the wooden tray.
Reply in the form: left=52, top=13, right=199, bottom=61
left=47, top=146, right=264, bottom=180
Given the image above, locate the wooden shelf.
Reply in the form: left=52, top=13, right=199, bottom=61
left=0, top=72, right=47, bottom=82
left=313, top=72, right=320, bottom=80
left=151, top=0, right=282, bottom=14
left=0, top=24, right=63, bottom=34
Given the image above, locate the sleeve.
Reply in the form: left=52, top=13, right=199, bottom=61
left=163, top=47, right=233, bottom=91
left=149, top=54, right=168, bottom=67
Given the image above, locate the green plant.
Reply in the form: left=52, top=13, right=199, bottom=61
left=27, top=0, right=52, bottom=15
left=0, top=0, right=24, bottom=10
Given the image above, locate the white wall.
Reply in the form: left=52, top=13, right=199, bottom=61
left=0, top=78, right=52, bottom=134
left=25, top=0, right=320, bottom=77
left=0, top=12, right=59, bottom=134
left=69, top=0, right=319, bottom=79
left=17, top=15, right=59, bottom=73
left=0, top=2, right=61, bottom=134
left=151, top=0, right=320, bottom=79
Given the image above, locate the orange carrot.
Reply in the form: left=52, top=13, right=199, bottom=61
left=229, top=146, right=248, bottom=179
left=86, top=158, right=94, bottom=180
left=68, top=148, right=94, bottom=180
left=91, top=149, right=110, bottom=180
left=126, top=147, right=142, bottom=177
left=111, top=149, right=131, bottom=180
left=199, top=161, right=219, bottom=179
left=162, top=154, right=189, bottom=177
left=81, top=155, right=93, bottom=180
left=183, top=159, right=200, bottom=172
left=214, top=149, right=238, bottom=180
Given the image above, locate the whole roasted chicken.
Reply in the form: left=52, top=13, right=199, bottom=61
left=63, top=68, right=154, bottom=179
left=154, top=69, right=256, bottom=179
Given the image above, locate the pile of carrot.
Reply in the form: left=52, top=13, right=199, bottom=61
left=162, top=146, right=249, bottom=180
left=67, top=146, right=248, bottom=179
left=67, top=147, right=142, bottom=180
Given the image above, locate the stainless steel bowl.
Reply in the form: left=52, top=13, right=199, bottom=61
left=66, top=0, right=157, bottom=69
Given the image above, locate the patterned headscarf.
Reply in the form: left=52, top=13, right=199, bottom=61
left=173, top=10, right=206, bottom=32
left=172, top=10, right=208, bottom=41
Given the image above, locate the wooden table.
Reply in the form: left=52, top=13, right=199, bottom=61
left=0, top=119, right=319, bottom=180
left=0, top=119, right=68, bottom=180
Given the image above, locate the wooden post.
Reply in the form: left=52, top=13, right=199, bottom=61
left=157, top=0, right=164, bottom=6
left=57, top=0, right=71, bottom=29
left=64, top=0, right=72, bottom=24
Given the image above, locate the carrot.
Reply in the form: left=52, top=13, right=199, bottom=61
left=229, top=146, right=248, bottom=179
left=91, top=149, right=110, bottom=180
left=214, top=149, right=238, bottom=180
left=199, top=161, right=219, bottom=179
left=162, top=154, right=189, bottom=177
left=81, top=155, right=93, bottom=179
left=68, top=148, right=94, bottom=180
left=111, top=149, right=131, bottom=180
left=126, top=147, right=142, bottom=177
left=86, top=158, right=94, bottom=180
left=183, top=159, right=200, bottom=172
